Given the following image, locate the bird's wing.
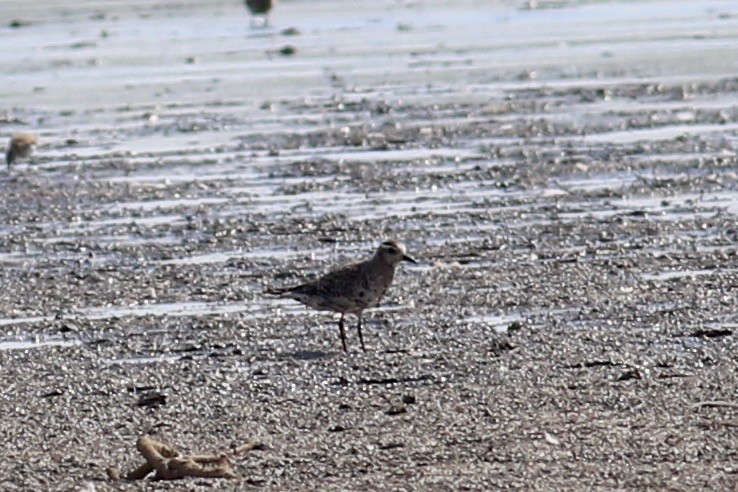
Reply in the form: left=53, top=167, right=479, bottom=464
left=267, top=261, right=380, bottom=312
left=289, top=262, right=364, bottom=298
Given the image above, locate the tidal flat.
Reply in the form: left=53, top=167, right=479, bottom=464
left=1, top=0, right=737, bottom=489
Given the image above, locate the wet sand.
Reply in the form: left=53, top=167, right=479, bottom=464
left=1, top=0, right=737, bottom=489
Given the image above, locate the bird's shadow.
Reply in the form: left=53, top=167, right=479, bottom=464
left=285, top=347, right=409, bottom=360
left=287, top=349, right=331, bottom=361
left=381, top=347, right=409, bottom=354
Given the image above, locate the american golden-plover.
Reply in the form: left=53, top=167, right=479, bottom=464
left=6, top=133, right=38, bottom=168
left=267, top=240, right=417, bottom=352
left=244, top=0, right=274, bottom=27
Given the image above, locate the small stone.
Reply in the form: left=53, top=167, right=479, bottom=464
left=385, top=405, right=407, bottom=416
left=281, top=27, right=300, bottom=36
left=137, top=392, right=166, bottom=408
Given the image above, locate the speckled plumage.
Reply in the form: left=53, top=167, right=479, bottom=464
left=268, top=240, right=416, bottom=352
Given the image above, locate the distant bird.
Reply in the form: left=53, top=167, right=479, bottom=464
left=267, top=240, right=417, bottom=352
left=6, top=133, right=38, bottom=168
left=244, top=0, right=274, bottom=27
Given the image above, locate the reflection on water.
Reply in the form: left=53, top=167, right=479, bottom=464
left=0, top=336, right=82, bottom=351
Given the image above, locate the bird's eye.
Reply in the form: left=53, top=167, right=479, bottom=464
left=381, top=242, right=401, bottom=255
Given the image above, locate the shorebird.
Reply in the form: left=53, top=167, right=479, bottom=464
left=6, top=133, right=38, bottom=168
left=244, top=0, right=274, bottom=27
left=267, top=240, right=417, bottom=352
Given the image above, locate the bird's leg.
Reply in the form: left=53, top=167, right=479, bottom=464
left=338, top=313, right=348, bottom=353
left=356, top=314, right=365, bottom=352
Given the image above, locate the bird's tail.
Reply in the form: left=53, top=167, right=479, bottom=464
left=265, top=286, right=289, bottom=296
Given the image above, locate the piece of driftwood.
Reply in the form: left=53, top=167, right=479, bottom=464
left=121, top=435, right=238, bottom=481
left=231, top=441, right=261, bottom=456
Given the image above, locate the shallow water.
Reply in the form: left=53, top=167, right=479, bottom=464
left=0, top=335, right=82, bottom=351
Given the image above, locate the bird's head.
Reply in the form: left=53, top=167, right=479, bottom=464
left=376, top=240, right=416, bottom=265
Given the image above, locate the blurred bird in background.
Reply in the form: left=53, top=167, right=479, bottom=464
left=244, top=0, right=274, bottom=27
left=6, top=133, right=38, bottom=168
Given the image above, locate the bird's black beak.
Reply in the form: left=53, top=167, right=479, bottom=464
left=402, top=254, right=417, bottom=264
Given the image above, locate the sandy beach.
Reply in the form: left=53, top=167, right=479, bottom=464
left=1, top=0, right=737, bottom=489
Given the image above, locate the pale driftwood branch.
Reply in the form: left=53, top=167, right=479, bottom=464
left=113, top=435, right=241, bottom=481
